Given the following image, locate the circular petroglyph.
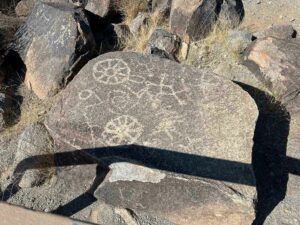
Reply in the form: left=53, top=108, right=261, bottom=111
left=92, top=59, right=130, bottom=85
left=102, top=115, right=143, bottom=145
left=79, top=89, right=93, bottom=100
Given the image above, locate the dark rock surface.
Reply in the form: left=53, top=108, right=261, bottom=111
left=13, top=2, right=95, bottom=99
left=94, top=161, right=255, bottom=225
left=45, top=52, right=258, bottom=202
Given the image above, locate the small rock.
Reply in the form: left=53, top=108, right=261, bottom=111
left=228, top=30, right=253, bottom=53
left=13, top=123, right=54, bottom=188
left=129, top=12, right=150, bottom=35
left=145, top=28, right=181, bottom=61
left=254, top=24, right=297, bottom=39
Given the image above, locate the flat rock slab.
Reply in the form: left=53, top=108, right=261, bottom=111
left=45, top=52, right=258, bottom=198
left=0, top=203, right=94, bottom=225
left=94, top=162, right=255, bottom=225
left=13, top=1, right=78, bottom=99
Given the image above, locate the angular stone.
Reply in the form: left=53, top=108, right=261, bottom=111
left=152, top=0, right=172, bottom=15
left=13, top=2, right=94, bottom=99
left=0, top=203, right=94, bottom=225
left=94, top=162, right=255, bottom=225
left=45, top=51, right=258, bottom=199
left=170, top=0, right=244, bottom=41
left=254, top=24, right=297, bottom=40
left=129, top=12, right=150, bottom=35
left=85, top=0, right=112, bottom=17
left=243, top=37, right=300, bottom=106
left=146, top=28, right=181, bottom=61
left=228, top=30, right=253, bottom=53
left=13, top=123, right=54, bottom=188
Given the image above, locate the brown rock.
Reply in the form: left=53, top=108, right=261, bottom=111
left=0, top=203, right=94, bottom=225
left=254, top=24, right=297, bottom=40
left=94, top=162, right=255, bottom=225
left=45, top=51, right=258, bottom=200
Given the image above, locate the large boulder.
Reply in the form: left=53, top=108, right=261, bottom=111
left=94, top=161, right=255, bottom=225
left=243, top=37, right=300, bottom=225
left=45, top=52, right=258, bottom=204
left=13, top=1, right=95, bottom=99
left=243, top=37, right=300, bottom=108
left=170, top=0, right=244, bottom=41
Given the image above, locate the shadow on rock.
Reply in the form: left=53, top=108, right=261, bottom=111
left=236, top=82, right=290, bottom=225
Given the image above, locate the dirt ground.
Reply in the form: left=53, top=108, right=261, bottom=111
left=242, top=0, right=300, bottom=32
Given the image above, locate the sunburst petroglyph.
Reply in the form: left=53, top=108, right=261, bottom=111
left=102, top=115, right=144, bottom=145
left=92, top=59, right=131, bottom=85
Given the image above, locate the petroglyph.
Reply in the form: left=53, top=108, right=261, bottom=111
left=151, top=111, right=185, bottom=140
left=102, top=115, right=144, bottom=145
left=145, top=73, right=189, bottom=105
left=93, top=59, right=131, bottom=85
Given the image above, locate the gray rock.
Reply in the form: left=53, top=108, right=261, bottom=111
left=85, top=0, right=112, bottom=17
left=170, top=0, right=244, bottom=41
left=129, top=12, right=149, bottom=35
left=146, top=28, right=181, bottom=61
left=254, top=24, right=297, bottom=40
left=13, top=123, right=54, bottom=188
left=228, top=30, right=253, bottom=53
left=94, top=162, right=255, bottom=225
left=13, top=1, right=94, bottom=99
left=45, top=51, right=258, bottom=200
left=0, top=92, right=5, bottom=131
left=152, top=0, right=172, bottom=15
left=243, top=37, right=300, bottom=106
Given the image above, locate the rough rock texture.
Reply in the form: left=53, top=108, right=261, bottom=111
left=12, top=123, right=54, bottom=188
left=242, top=36, right=300, bottom=225
left=129, top=12, right=149, bottom=35
left=243, top=37, right=300, bottom=106
left=85, top=0, right=112, bottom=17
left=0, top=203, right=94, bottom=225
left=254, top=24, right=297, bottom=40
left=15, top=0, right=70, bottom=17
left=94, top=162, right=255, bottom=225
left=152, top=0, right=172, bottom=15
left=146, top=28, right=181, bottom=61
left=170, top=0, right=244, bottom=41
left=228, top=30, right=253, bottom=53
left=13, top=2, right=94, bottom=99
left=0, top=93, right=5, bottom=131
left=45, top=52, right=258, bottom=201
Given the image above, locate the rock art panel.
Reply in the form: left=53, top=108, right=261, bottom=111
left=45, top=52, right=258, bottom=200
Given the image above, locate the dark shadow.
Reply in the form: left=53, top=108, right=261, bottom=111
left=236, top=82, right=290, bottom=225
left=0, top=49, right=26, bottom=127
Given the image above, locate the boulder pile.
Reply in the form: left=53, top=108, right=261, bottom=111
left=0, top=0, right=299, bottom=225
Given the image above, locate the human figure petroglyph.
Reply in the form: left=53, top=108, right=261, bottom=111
left=102, top=115, right=144, bottom=145
left=93, top=59, right=131, bottom=85
left=144, top=73, right=189, bottom=106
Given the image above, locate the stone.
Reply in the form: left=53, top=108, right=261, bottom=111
left=243, top=37, right=300, bottom=106
left=170, top=0, right=244, bottom=41
left=228, top=30, right=253, bottom=53
left=13, top=1, right=95, bottom=99
left=0, top=93, right=5, bottom=131
left=254, top=24, right=297, bottom=40
left=145, top=28, right=181, bottom=61
left=241, top=37, right=300, bottom=224
left=15, top=0, right=70, bottom=17
left=45, top=51, right=258, bottom=200
left=13, top=123, right=54, bottom=188
left=129, top=12, right=149, bottom=35
left=0, top=203, right=94, bottom=225
left=152, top=0, right=172, bottom=15
left=94, top=162, right=255, bottom=225
left=85, top=0, right=112, bottom=17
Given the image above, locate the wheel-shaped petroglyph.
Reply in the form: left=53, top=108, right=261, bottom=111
left=102, top=115, right=143, bottom=145
left=93, top=59, right=131, bottom=85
